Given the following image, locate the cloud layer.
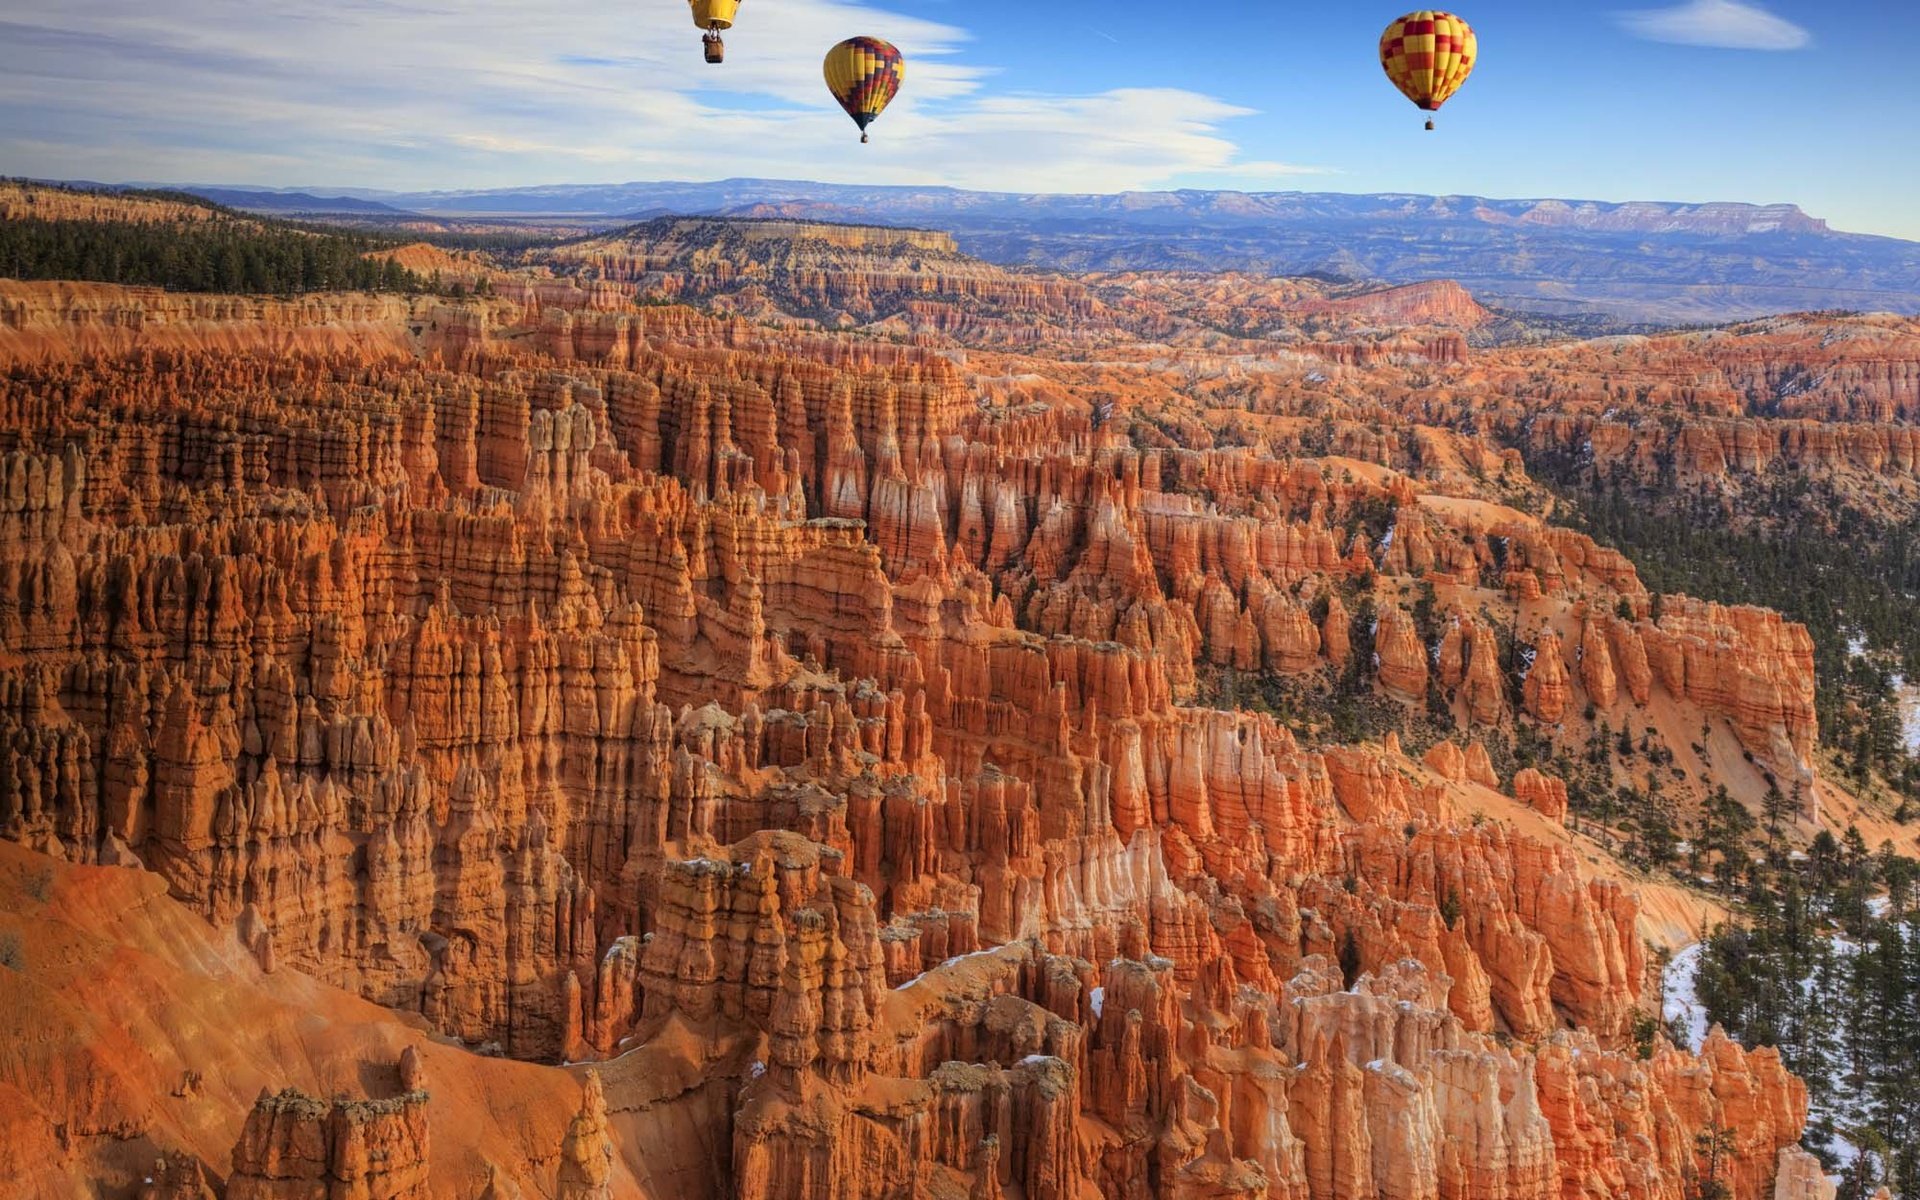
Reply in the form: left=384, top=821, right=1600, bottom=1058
left=0, top=0, right=1312, bottom=193
left=1616, top=0, right=1811, bottom=51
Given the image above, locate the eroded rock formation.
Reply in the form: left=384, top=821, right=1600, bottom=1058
left=226, top=1088, right=430, bottom=1200
left=0, top=230, right=1831, bottom=1199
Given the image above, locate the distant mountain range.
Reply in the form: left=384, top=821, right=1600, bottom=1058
left=126, top=178, right=1920, bottom=323
left=182, top=187, right=415, bottom=215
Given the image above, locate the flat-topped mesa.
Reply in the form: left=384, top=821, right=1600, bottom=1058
left=538, top=217, right=1098, bottom=336
left=628, top=217, right=962, bottom=255
left=1311, top=278, right=1489, bottom=328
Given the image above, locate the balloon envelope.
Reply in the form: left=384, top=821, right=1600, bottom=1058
left=690, top=0, right=741, bottom=31
left=823, top=37, right=905, bottom=135
left=1379, top=11, right=1477, bottom=113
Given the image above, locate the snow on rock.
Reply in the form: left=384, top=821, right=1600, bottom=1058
left=1897, top=678, right=1920, bottom=756
left=1662, top=942, right=1709, bottom=1053
left=892, top=945, right=1009, bottom=990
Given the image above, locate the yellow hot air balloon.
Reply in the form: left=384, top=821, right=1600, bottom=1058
left=823, top=37, right=904, bottom=143
left=689, top=0, right=741, bottom=63
left=1379, top=11, right=1477, bottom=130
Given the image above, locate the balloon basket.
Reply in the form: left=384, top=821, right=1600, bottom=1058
left=704, top=34, right=725, bottom=63
left=1424, top=119, right=1435, bottom=131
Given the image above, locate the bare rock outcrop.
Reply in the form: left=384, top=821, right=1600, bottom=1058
left=226, top=1088, right=430, bottom=1200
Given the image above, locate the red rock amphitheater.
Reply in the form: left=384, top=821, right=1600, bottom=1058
left=3, top=214, right=1901, bottom=1200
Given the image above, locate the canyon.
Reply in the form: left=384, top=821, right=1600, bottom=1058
left=1, top=201, right=1912, bottom=1199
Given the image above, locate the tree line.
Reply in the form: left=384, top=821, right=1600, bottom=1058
left=1696, top=828, right=1919, bottom=1199
left=0, top=215, right=434, bottom=295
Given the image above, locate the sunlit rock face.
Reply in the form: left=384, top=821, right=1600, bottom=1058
left=0, top=212, right=1834, bottom=1197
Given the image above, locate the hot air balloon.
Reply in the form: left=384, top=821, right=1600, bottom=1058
left=823, top=37, right=904, bottom=143
left=689, top=0, right=741, bottom=63
left=1379, top=11, right=1476, bottom=130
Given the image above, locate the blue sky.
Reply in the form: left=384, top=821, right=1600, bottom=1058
left=2, top=0, right=1916, bottom=238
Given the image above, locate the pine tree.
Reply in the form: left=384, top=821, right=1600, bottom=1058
left=1689, top=1122, right=1737, bottom=1200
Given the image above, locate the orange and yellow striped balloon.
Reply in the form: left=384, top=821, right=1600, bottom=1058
left=1379, top=11, right=1477, bottom=126
left=823, top=37, right=904, bottom=143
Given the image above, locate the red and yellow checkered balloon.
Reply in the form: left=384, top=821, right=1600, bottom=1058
left=1379, top=11, right=1477, bottom=120
left=824, top=37, right=905, bottom=142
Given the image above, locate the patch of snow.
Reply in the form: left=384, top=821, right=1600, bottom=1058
left=1018, top=1054, right=1054, bottom=1067
left=1089, top=986, right=1104, bottom=1018
left=1897, top=677, right=1920, bottom=756
left=1379, top=523, right=1396, bottom=553
left=1819, top=1130, right=1863, bottom=1187
left=1847, top=634, right=1869, bottom=660
left=1662, top=943, right=1709, bottom=1053
left=893, top=945, right=1006, bottom=990
left=749, top=1060, right=765, bottom=1079
left=944, top=949, right=986, bottom=967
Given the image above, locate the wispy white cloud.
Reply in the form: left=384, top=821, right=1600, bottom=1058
left=0, top=0, right=1319, bottom=193
left=1616, top=0, right=1811, bottom=51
